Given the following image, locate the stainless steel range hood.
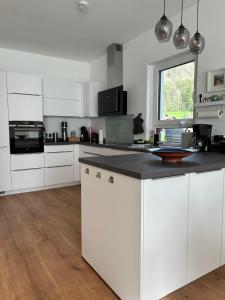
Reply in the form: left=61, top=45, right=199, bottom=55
left=107, top=43, right=123, bottom=89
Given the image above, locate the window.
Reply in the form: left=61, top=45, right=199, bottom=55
left=152, top=53, right=197, bottom=127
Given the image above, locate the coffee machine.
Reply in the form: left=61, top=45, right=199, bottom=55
left=192, top=124, right=212, bottom=152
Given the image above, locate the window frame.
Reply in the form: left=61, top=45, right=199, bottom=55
left=153, top=52, right=198, bottom=128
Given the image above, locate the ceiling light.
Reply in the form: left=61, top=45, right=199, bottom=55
left=77, top=0, right=89, bottom=12
left=155, top=0, right=173, bottom=43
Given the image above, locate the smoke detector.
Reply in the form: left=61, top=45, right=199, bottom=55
left=77, top=0, right=89, bottom=11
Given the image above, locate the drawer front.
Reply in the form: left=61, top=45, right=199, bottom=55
left=80, top=146, right=105, bottom=156
left=12, top=168, right=44, bottom=190
left=11, top=154, right=44, bottom=171
left=44, top=145, right=74, bottom=153
left=45, top=165, right=74, bottom=186
left=45, top=152, right=73, bottom=167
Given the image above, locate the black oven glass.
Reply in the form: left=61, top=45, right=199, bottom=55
left=10, top=122, right=44, bottom=154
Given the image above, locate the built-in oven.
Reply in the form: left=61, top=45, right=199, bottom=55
left=9, top=121, right=44, bottom=154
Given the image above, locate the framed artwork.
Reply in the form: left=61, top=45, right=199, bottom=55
left=207, top=69, right=225, bottom=92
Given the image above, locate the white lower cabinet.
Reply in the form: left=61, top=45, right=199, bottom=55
left=0, top=147, right=11, bottom=192
left=45, top=165, right=74, bottom=186
left=12, top=168, right=44, bottom=190
left=81, top=164, right=141, bottom=300
left=222, top=171, right=225, bottom=265
left=11, top=153, right=44, bottom=170
left=74, top=145, right=80, bottom=182
left=187, top=170, right=224, bottom=283
left=142, top=175, right=189, bottom=300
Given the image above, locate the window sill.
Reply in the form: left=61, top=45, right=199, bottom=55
left=153, top=119, right=194, bottom=129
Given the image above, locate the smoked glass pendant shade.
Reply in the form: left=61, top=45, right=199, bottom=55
left=173, top=24, right=190, bottom=49
left=189, top=31, right=205, bottom=55
left=155, top=14, right=173, bottom=43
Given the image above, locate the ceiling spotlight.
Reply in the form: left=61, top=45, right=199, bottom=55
left=77, top=0, right=89, bottom=12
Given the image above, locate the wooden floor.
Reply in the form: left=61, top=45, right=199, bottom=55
left=0, top=186, right=225, bottom=300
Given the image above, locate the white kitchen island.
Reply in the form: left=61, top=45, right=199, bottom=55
left=80, top=152, right=225, bottom=300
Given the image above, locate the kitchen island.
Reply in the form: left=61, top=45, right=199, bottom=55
left=79, top=152, right=225, bottom=300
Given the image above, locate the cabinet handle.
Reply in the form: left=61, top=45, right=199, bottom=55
left=96, top=172, right=101, bottom=179
left=85, top=168, right=89, bottom=175
left=108, top=176, right=114, bottom=184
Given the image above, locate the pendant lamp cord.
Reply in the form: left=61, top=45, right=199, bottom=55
left=163, top=0, right=166, bottom=15
left=197, top=0, right=199, bottom=32
left=181, top=0, right=184, bottom=24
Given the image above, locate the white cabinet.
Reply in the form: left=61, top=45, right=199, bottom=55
left=142, top=175, right=189, bottom=300
left=43, top=98, right=81, bottom=117
left=43, top=78, right=82, bottom=100
left=0, top=72, right=10, bottom=147
left=11, top=154, right=44, bottom=191
left=43, top=78, right=83, bottom=117
left=44, top=145, right=74, bottom=185
left=45, top=166, right=74, bottom=186
left=222, top=169, right=225, bottom=265
left=83, top=82, right=105, bottom=117
left=74, top=145, right=80, bottom=182
left=12, top=168, right=44, bottom=190
left=187, top=170, right=224, bottom=283
left=0, top=147, right=11, bottom=193
left=81, top=164, right=141, bottom=300
left=8, top=94, right=43, bottom=121
left=7, top=72, right=42, bottom=95
left=11, top=154, right=44, bottom=170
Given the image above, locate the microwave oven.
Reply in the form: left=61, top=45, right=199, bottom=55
left=98, top=86, right=127, bottom=116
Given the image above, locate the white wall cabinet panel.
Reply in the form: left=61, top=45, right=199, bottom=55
left=12, top=168, right=44, bottom=190
left=11, top=154, right=44, bottom=171
left=81, top=165, right=141, bottom=300
left=8, top=94, right=43, bottom=121
left=45, top=165, right=73, bottom=186
left=0, top=73, right=10, bottom=147
left=83, top=82, right=105, bottom=117
left=187, top=170, right=223, bottom=283
left=43, top=78, right=82, bottom=100
left=142, top=175, right=189, bottom=300
left=7, top=72, right=42, bottom=95
left=0, top=147, right=11, bottom=192
left=45, top=152, right=73, bottom=167
left=74, top=145, right=80, bottom=182
left=43, top=98, right=81, bottom=117
left=222, top=169, right=225, bottom=266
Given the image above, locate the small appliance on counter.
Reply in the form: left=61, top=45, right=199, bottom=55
left=61, top=121, right=68, bottom=142
left=80, top=127, right=89, bottom=143
left=213, top=135, right=225, bottom=152
left=191, top=124, right=212, bottom=152
left=91, top=132, right=99, bottom=144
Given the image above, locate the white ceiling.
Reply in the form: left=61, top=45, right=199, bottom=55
left=0, top=0, right=197, bottom=62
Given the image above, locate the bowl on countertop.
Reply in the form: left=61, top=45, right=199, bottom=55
left=151, top=147, right=193, bottom=163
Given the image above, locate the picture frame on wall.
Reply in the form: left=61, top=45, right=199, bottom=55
left=207, top=69, right=225, bottom=92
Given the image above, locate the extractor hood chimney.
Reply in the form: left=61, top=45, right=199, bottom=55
left=107, top=43, right=123, bottom=89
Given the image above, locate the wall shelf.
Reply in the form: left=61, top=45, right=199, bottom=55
left=195, top=100, right=225, bottom=108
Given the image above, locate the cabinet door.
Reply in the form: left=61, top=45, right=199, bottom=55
left=142, top=175, right=189, bottom=300
left=43, top=78, right=82, bottom=100
left=0, top=72, right=9, bottom=147
left=187, top=170, right=223, bottom=283
left=74, top=145, right=80, bottom=182
left=0, top=147, right=11, bottom=192
left=7, top=72, right=42, bottom=95
left=82, top=82, right=105, bottom=117
left=12, top=168, right=44, bottom=190
left=81, top=165, right=141, bottom=300
left=222, top=170, right=225, bottom=266
left=8, top=94, right=43, bottom=121
left=45, top=165, right=73, bottom=186
left=11, top=153, right=44, bottom=170
left=43, top=98, right=81, bottom=117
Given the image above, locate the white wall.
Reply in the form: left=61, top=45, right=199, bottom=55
left=0, top=48, right=90, bottom=81
left=91, top=0, right=225, bottom=138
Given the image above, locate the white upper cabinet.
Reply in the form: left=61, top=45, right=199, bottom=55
left=43, top=78, right=82, bottom=100
left=187, top=170, right=224, bottom=283
left=8, top=94, right=43, bottom=121
left=43, top=78, right=83, bottom=117
left=0, top=72, right=9, bottom=147
left=83, top=81, right=105, bottom=117
left=7, top=72, right=42, bottom=95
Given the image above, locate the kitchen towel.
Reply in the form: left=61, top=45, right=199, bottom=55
left=196, top=109, right=223, bottom=119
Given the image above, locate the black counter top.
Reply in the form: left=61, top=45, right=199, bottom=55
left=79, top=152, right=225, bottom=180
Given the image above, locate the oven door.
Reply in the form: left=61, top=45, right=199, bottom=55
left=10, top=125, right=44, bottom=154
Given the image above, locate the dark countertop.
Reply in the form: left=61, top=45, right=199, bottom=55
left=44, top=141, right=150, bottom=153
left=79, top=152, right=225, bottom=180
